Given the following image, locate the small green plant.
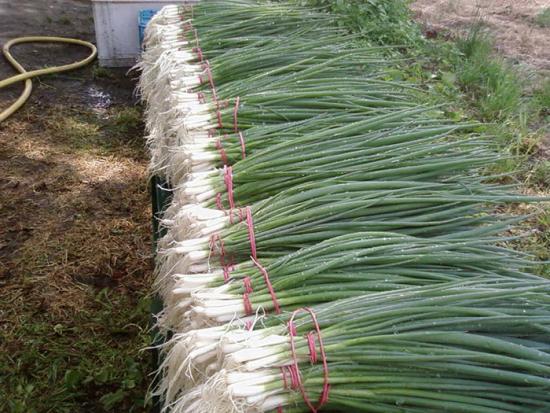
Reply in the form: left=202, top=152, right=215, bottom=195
left=456, top=25, right=522, bottom=121
left=301, top=0, right=423, bottom=47
left=47, top=113, right=101, bottom=147
left=111, top=107, right=143, bottom=135
left=1, top=291, right=152, bottom=413
left=58, top=16, right=72, bottom=26
left=535, top=7, right=550, bottom=27
left=92, top=64, right=115, bottom=80
left=533, top=78, right=550, bottom=115
left=530, top=161, right=550, bottom=189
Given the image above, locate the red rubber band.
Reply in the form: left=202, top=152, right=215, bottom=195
left=209, top=234, right=226, bottom=266
left=215, top=139, right=228, bottom=165
left=289, top=364, right=300, bottom=388
left=287, top=308, right=330, bottom=413
left=238, top=131, right=246, bottom=159
left=193, top=47, right=203, bottom=62
left=223, top=166, right=235, bottom=211
left=289, top=321, right=297, bottom=337
left=245, top=206, right=257, bottom=259
left=243, top=276, right=253, bottom=294
left=233, top=96, right=240, bottom=133
left=197, top=92, right=206, bottom=104
left=306, top=332, right=317, bottom=364
left=216, top=110, right=223, bottom=129
left=281, top=366, right=288, bottom=390
left=250, top=256, right=280, bottom=314
left=215, top=192, right=224, bottom=212
left=222, top=264, right=234, bottom=283
left=204, top=61, right=215, bottom=91
left=243, top=293, right=253, bottom=315
left=242, top=275, right=254, bottom=314
left=245, top=320, right=254, bottom=331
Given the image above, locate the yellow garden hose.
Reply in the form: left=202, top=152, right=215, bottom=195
left=0, top=36, right=97, bottom=123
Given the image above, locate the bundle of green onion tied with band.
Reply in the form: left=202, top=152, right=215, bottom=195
left=138, top=1, right=550, bottom=412
left=167, top=280, right=550, bottom=413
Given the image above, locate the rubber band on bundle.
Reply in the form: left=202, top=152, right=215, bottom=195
left=286, top=308, right=330, bottom=413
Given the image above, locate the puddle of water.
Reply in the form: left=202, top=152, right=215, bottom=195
left=86, top=85, right=112, bottom=114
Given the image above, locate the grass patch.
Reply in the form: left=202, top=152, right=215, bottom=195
left=58, top=16, right=72, bottom=26
left=534, top=7, right=550, bottom=28
left=44, top=105, right=145, bottom=155
left=302, top=0, right=422, bottom=46
left=111, top=107, right=143, bottom=136
left=92, top=65, right=116, bottom=80
left=0, top=290, right=152, bottom=413
left=529, top=161, right=550, bottom=189
left=455, top=26, right=522, bottom=121
left=47, top=113, right=102, bottom=148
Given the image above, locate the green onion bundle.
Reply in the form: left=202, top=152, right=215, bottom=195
left=156, top=179, right=537, bottom=293
left=166, top=280, right=550, bottom=413
left=174, top=121, right=488, bottom=208
left=161, top=231, right=534, bottom=331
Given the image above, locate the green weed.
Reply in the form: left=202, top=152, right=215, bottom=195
left=456, top=26, right=522, bottom=121
left=0, top=290, right=152, bottom=413
left=92, top=65, right=116, bottom=80
left=535, top=7, right=550, bottom=27
left=301, top=0, right=423, bottom=47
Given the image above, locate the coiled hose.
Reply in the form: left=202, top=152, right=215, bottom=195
left=0, top=36, right=97, bottom=123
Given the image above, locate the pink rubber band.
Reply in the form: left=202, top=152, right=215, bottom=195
left=215, top=192, right=225, bottom=212
left=287, top=308, right=330, bottom=413
left=306, top=332, right=317, bottom=364
left=223, top=165, right=235, bottom=211
left=193, top=46, right=203, bottom=62
left=233, top=96, right=240, bottom=132
left=243, top=293, right=253, bottom=315
left=215, top=139, right=228, bottom=165
left=288, top=321, right=297, bottom=337
left=238, top=131, right=246, bottom=159
left=250, top=256, right=280, bottom=314
left=222, top=265, right=234, bottom=283
left=209, top=234, right=225, bottom=262
left=243, top=276, right=253, bottom=293
left=245, top=206, right=257, bottom=259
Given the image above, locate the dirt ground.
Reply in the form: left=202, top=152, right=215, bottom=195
left=0, top=1, right=152, bottom=411
left=411, top=0, right=550, bottom=71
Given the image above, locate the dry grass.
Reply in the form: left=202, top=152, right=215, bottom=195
left=411, top=0, right=550, bottom=71
left=0, top=88, right=152, bottom=412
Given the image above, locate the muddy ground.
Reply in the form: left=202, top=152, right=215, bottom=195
left=0, top=1, right=152, bottom=411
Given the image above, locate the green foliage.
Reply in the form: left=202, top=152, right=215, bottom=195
left=0, top=290, right=152, bottom=413
left=112, top=107, right=143, bottom=134
left=535, top=7, right=550, bottom=27
left=301, top=0, right=423, bottom=46
left=530, top=161, right=550, bottom=189
left=455, top=26, right=522, bottom=121
left=533, top=78, right=550, bottom=115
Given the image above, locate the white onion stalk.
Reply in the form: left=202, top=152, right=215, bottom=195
left=138, top=7, right=219, bottom=182
left=156, top=322, right=277, bottom=403
left=180, top=369, right=288, bottom=413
